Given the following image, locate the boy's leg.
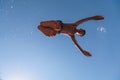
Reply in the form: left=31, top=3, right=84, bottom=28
left=38, top=25, right=57, bottom=37
left=40, top=20, right=61, bottom=31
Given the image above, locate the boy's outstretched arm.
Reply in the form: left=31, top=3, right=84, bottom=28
left=74, top=15, right=104, bottom=26
left=70, top=35, right=92, bottom=57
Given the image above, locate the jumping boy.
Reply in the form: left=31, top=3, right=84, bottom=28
left=38, top=15, right=104, bottom=57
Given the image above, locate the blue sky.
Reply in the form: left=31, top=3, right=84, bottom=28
left=0, top=0, right=120, bottom=80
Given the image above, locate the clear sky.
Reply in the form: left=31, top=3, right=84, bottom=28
left=0, top=0, right=120, bottom=80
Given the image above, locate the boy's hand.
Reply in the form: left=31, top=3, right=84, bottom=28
left=92, top=15, right=104, bottom=20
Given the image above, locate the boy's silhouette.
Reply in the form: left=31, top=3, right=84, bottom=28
left=38, top=15, right=104, bottom=57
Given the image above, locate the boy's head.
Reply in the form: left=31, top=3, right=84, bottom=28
left=76, top=29, right=86, bottom=37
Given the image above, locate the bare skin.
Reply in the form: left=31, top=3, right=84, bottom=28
left=38, top=15, right=104, bottom=57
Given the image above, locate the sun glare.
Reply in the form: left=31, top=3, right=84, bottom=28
left=5, top=71, right=30, bottom=80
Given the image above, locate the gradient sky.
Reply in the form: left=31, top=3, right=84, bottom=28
left=0, top=0, right=120, bottom=80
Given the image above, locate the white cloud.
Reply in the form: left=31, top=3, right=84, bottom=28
left=97, top=27, right=106, bottom=32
